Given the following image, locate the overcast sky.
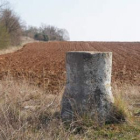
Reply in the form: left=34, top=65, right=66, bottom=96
left=9, top=0, right=140, bottom=41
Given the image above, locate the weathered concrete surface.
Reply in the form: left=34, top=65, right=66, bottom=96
left=61, top=51, right=114, bottom=124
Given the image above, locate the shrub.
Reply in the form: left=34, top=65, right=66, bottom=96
left=34, top=33, right=49, bottom=41
left=0, top=23, right=10, bottom=49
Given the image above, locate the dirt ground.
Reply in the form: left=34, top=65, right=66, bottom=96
left=0, top=41, right=139, bottom=93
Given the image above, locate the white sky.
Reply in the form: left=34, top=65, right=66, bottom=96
left=8, top=0, right=140, bottom=41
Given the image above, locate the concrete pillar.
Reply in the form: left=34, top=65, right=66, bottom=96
left=61, top=52, right=114, bottom=124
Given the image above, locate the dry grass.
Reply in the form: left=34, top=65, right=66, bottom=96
left=112, top=83, right=140, bottom=124
left=0, top=46, right=22, bottom=55
left=0, top=75, right=139, bottom=140
left=0, top=36, right=36, bottom=55
left=0, top=75, right=63, bottom=140
left=21, top=36, right=37, bottom=46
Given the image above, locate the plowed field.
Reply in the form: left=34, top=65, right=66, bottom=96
left=0, top=42, right=139, bottom=93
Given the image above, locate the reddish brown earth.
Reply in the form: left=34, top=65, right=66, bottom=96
left=0, top=42, right=139, bottom=93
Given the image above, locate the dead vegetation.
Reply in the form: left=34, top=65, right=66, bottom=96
left=0, top=75, right=139, bottom=140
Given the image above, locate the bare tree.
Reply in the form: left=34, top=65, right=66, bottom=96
left=0, top=8, right=22, bottom=45
left=57, top=28, right=70, bottom=41
left=0, top=0, right=10, bottom=48
left=40, top=24, right=70, bottom=41
left=23, top=26, right=38, bottom=38
left=0, top=0, right=9, bottom=12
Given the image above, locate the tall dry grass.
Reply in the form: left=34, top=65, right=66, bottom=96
left=0, top=75, right=139, bottom=139
left=0, top=75, right=64, bottom=140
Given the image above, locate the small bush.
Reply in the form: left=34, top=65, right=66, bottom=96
left=34, top=33, right=49, bottom=41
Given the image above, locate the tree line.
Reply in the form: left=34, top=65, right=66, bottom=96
left=0, top=0, right=70, bottom=49
left=24, top=24, right=70, bottom=42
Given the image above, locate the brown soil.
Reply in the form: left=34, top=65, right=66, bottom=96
left=0, top=41, right=139, bottom=93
